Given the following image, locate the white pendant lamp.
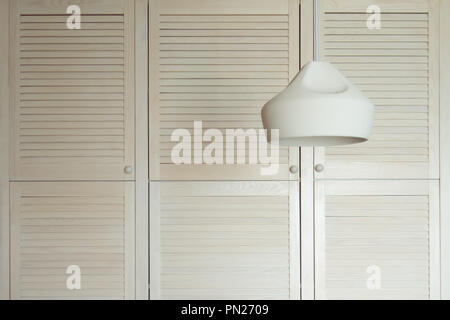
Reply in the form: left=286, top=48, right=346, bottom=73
left=261, top=0, right=374, bottom=147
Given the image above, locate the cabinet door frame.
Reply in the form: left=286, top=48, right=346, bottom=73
left=0, top=0, right=147, bottom=300
left=440, top=0, right=450, bottom=300
left=10, top=181, right=136, bottom=300
left=313, top=0, right=440, bottom=180
left=150, top=180, right=300, bottom=300
left=299, top=0, right=315, bottom=300
left=135, top=0, right=149, bottom=300
left=0, top=0, right=10, bottom=300
left=148, top=0, right=300, bottom=181
left=314, top=180, right=440, bottom=300
left=8, top=0, right=136, bottom=181
left=299, top=0, right=449, bottom=300
left=148, top=0, right=301, bottom=300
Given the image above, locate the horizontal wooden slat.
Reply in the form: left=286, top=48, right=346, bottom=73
left=18, top=0, right=125, bottom=14
left=20, top=107, right=124, bottom=115
left=21, top=36, right=125, bottom=44
left=159, top=64, right=288, bottom=72
left=323, top=35, right=428, bottom=42
left=160, top=36, right=288, bottom=44
left=324, top=49, right=428, bottom=57
left=160, top=29, right=289, bottom=37
left=21, top=65, right=124, bottom=72
left=160, top=85, right=284, bottom=93
left=21, top=72, right=125, bottom=80
left=159, top=15, right=288, bottom=23
left=20, top=22, right=124, bottom=30
left=21, top=79, right=124, bottom=86
left=160, top=50, right=288, bottom=58
left=325, top=28, right=428, bottom=35
left=160, top=43, right=288, bottom=51
left=159, top=57, right=288, bottom=65
left=20, top=15, right=124, bottom=23
left=20, top=87, right=124, bottom=94
left=160, top=71, right=287, bottom=79
left=20, top=135, right=124, bottom=142
left=20, top=51, right=124, bottom=58
left=20, top=57, right=124, bottom=65
left=20, top=93, right=124, bottom=100
left=323, top=13, right=428, bottom=21
left=324, top=20, right=428, bottom=28
left=20, top=30, right=124, bottom=37
left=160, top=78, right=288, bottom=86
left=159, top=22, right=288, bottom=29
left=21, top=100, right=124, bottom=107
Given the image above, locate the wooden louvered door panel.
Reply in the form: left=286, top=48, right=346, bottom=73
left=8, top=0, right=136, bottom=300
left=10, top=0, right=135, bottom=180
left=310, top=0, right=442, bottom=300
left=149, top=0, right=299, bottom=180
left=314, top=180, right=440, bottom=300
left=148, top=0, right=301, bottom=300
left=10, top=182, right=135, bottom=300
left=150, top=181, right=299, bottom=299
left=314, top=0, right=439, bottom=179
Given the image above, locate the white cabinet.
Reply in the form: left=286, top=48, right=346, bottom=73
left=313, top=0, right=439, bottom=180
left=6, top=0, right=137, bottom=300
left=308, top=0, right=442, bottom=300
left=150, top=181, right=299, bottom=299
left=10, top=182, right=135, bottom=299
left=10, top=0, right=135, bottom=180
left=2, top=0, right=447, bottom=301
left=148, top=0, right=301, bottom=300
left=149, top=0, right=300, bottom=181
left=314, top=180, right=439, bottom=299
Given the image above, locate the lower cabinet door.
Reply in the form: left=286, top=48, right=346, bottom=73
left=150, top=181, right=300, bottom=300
left=314, top=180, right=440, bottom=300
left=10, top=182, right=135, bottom=300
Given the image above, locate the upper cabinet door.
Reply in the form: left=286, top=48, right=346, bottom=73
left=149, top=0, right=300, bottom=181
left=313, top=0, right=439, bottom=180
left=10, top=0, right=135, bottom=180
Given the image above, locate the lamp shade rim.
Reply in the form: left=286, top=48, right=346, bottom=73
left=278, top=135, right=368, bottom=147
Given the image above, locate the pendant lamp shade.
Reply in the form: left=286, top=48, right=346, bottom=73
left=261, top=61, right=375, bottom=146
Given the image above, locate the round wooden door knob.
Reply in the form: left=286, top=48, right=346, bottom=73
left=124, top=166, right=133, bottom=174
left=314, top=164, right=325, bottom=173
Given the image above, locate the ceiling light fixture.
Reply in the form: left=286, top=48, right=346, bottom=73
left=261, top=0, right=374, bottom=146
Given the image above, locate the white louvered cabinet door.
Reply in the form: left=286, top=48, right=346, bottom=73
left=150, top=181, right=299, bottom=300
left=149, top=0, right=300, bottom=181
left=10, top=182, right=135, bottom=300
left=314, top=180, right=440, bottom=300
left=148, top=0, right=301, bottom=300
left=313, top=0, right=439, bottom=180
left=10, top=0, right=135, bottom=180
